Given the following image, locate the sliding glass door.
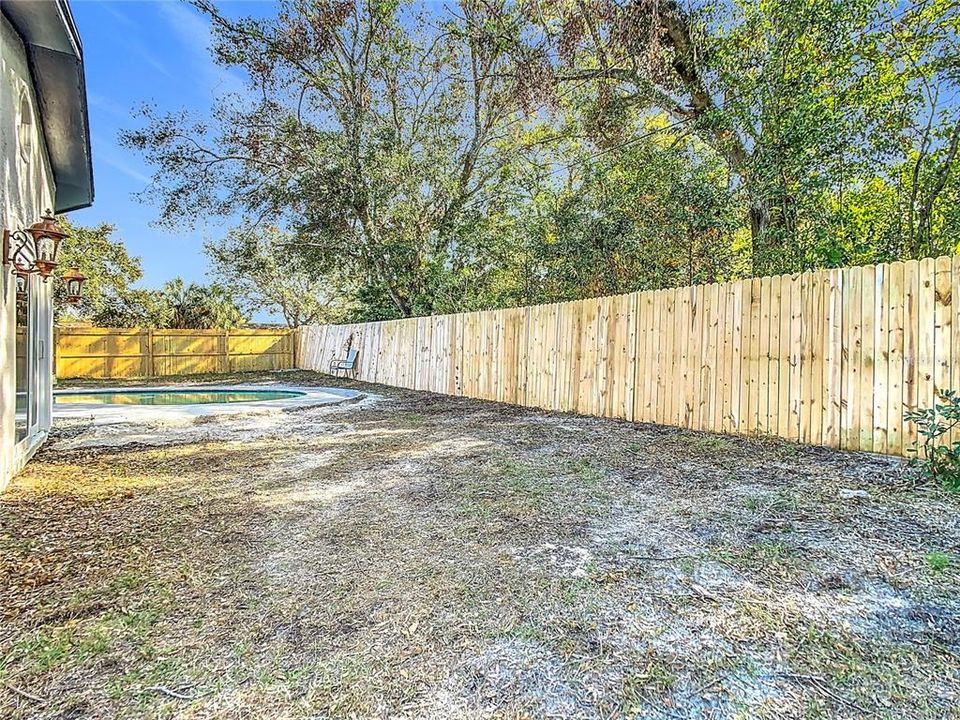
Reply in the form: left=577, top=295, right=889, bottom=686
left=14, top=274, right=38, bottom=443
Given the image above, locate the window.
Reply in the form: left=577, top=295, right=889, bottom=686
left=17, top=90, right=33, bottom=164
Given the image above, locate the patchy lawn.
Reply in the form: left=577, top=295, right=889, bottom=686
left=1, top=371, right=959, bottom=719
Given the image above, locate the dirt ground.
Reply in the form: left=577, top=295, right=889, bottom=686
left=1, top=370, right=958, bottom=719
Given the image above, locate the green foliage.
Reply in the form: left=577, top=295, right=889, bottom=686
left=53, top=218, right=248, bottom=329
left=505, top=0, right=960, bottom=273
left=89, top=288, right=170, bottom=329
left=54, top=217, right=144, bottom=324
left=205, top=225, right=357, bottom=327
left=925, top=551, right=953, bottom=573
left=157, top=278, right=248, bottom=329
left=904, top=390, right=960, bottom=490
left=470, top=118, right=743, bottom=308
left=123, top=0, right=523, bottom=318
left=122, top=0, right=960, bottom=321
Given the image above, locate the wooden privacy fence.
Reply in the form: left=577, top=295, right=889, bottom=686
left=55, top=327, right=295, bottom=379
left=298, top=255, right=960, bottom=457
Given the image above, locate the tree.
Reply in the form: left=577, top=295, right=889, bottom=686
left=854, top=0, right=960, bottom=261
left=158, top=278, right=247, bottom=329
left=122, top=0, right=960, bottom=322
left=436, top=104, right=742, bottom=309
left=123, top=0, right=524, bottom=318
left=205, top=225, right=357, bottom=327
left=499, top=0, right=959, bottom=272
left=53, top=218, right=144, bottom=323
left=47, top=218, right=251, bottom=329
left=88, top=289, right=170, bottom=328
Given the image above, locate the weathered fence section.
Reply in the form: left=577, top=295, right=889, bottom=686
left=298, top=256, right=959, bottom=457
left=55, top=327, right=295, bottom=379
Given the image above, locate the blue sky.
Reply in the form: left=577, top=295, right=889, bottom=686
left=69, top=0, right=272, bottom=293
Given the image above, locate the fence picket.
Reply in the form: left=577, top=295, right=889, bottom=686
left=860, top=267, right=877, bottom=450
left=887, top=263, right=906, bottom=455
left=843, top=267, right=862, bottom=450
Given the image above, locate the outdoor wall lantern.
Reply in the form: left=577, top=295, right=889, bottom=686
left=2, top=210, right=69, bottom=281
left=15, top=271, right=27, bottom=302
left=62, top=267, right=87, bottom=304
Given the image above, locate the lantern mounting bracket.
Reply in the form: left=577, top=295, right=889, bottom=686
left=2, top=228, right=35, bottom=276
left=2, top=211, right=68, bottom=281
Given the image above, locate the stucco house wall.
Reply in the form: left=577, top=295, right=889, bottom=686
left=1, top=13, right=58, bottom=490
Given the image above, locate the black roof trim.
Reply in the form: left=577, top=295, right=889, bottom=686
left=2, top=0, right=94, bottom=213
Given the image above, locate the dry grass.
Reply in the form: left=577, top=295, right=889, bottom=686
left=1, top=370, right=959, bottom=719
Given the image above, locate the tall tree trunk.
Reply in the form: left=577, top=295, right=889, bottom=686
left=748, top=198, right=772, bottom=275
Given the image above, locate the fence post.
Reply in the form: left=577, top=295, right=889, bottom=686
left=52, top=327, right=59, bottom=380
left=145, top=328, right=155, bottom=377
left=222, top=329, right=230, bottom=373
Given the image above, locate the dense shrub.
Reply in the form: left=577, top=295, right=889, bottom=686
left=905, top=390, right=960, bottom=490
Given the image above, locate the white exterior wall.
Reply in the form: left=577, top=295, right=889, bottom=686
left=1, top=14, right=57, bottom=491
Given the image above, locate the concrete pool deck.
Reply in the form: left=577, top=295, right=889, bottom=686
left=52, top=384, right=363, bottom=425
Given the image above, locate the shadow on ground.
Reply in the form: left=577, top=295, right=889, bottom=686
left=1, top=370, right=958, bottom=719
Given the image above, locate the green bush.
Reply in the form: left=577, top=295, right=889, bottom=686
left=904, top=390, right=960, bottom=490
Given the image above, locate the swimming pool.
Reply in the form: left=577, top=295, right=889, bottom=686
left=52, top=385, right=363, bottom=424
left=55, top=389, right=306, bottom=406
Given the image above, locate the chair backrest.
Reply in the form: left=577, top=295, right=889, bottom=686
left=345, top=348, right=359, bottom=364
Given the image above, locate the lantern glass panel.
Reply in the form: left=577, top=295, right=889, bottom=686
left=36, top=235, right=56, bottom=262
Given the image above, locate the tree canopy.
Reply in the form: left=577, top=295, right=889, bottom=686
left=55, top=217, right=248, bottom=329
left=205, top=225, right=358, bottom=327
left=54, top=218, right=144, bottom=324
left=123, top=0, right=960, bottom=321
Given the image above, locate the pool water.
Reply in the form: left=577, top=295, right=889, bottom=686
left=54, top=390, right=306, bottom=406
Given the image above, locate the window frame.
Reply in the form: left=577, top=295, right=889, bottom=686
left=16, top=87, right=34, bottom=165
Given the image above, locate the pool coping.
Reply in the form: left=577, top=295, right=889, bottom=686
left=52, top=384, right=363, bottom=425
